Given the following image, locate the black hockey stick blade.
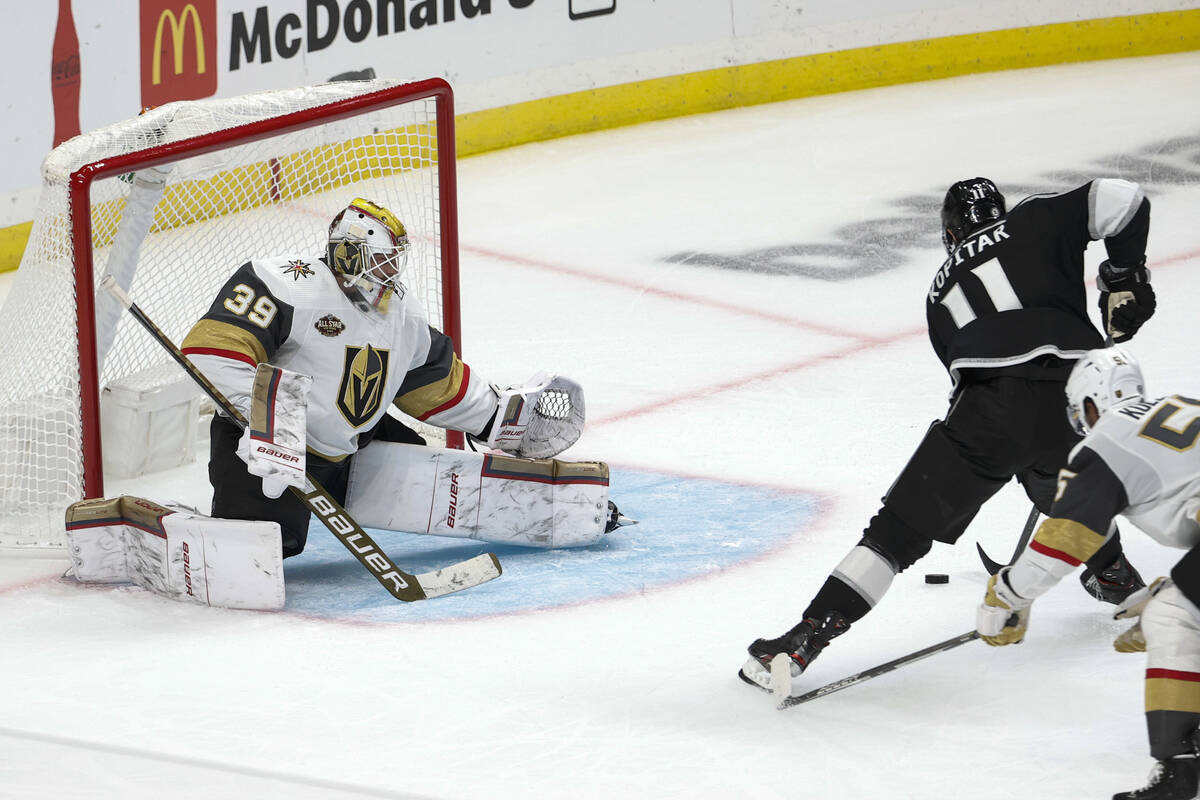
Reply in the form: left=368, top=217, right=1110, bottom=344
left=975, top=542, right=1005, bottom=575
left=101, top=276, right=502, bottom=602
left=777, top=631, right=980, bottom=709
left=976, top=504, right=1040, bottom=576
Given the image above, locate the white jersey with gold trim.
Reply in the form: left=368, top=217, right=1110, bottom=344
left=1071, top=395, right=1200, bottom=551
left=182, top=256, right=496, bottom=459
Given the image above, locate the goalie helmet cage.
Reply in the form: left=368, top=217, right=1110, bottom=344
left=0, top=77, right=464, bottom=549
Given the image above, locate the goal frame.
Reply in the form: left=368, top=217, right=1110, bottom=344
left=69, top=78, right=464, bottom=501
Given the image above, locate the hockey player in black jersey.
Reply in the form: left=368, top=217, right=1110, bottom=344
left=741, top=177, right=1158, bottom=696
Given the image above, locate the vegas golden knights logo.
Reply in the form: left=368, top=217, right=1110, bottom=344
left=337, top=345, right=390, bottom=427
left=330, top=240, right=362, bottom=275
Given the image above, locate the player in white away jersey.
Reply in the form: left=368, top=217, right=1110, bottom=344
left=182, top=198, right=587, bottom=558
left=978, top=348, right=1200, bottom=800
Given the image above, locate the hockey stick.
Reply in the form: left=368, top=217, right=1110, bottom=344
left=777, top=631, right=980, bottom=709
left=100, top=275, right=502, bottom=602
left=975, top=504, right=1040, bottom=575
left=975, top=334, right=1116, bottom=576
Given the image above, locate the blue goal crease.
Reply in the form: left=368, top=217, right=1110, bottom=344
left=282, top=468, right=820, bottom=623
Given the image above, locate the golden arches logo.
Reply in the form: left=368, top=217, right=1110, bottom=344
left=151, top=4, right=206, bottom=85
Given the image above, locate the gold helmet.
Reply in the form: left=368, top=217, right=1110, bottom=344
left=326, top=198, right=409, bottom=308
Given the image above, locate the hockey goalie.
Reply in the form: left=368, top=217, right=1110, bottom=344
left=65, top=198, right=631, bottom=610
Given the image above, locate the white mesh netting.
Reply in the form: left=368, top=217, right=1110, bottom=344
left=0, top=79, right=455, bottom=548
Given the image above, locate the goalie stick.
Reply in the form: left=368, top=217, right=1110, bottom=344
left=777, top=631, right=980, bottom=709
left=100, top=275, right=502, bottom=602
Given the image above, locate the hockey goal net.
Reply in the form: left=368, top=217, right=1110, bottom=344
left=0, top=78, right=462, bottom=549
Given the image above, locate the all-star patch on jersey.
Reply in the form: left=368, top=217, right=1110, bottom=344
left=314, top=314, right=345, bottom=337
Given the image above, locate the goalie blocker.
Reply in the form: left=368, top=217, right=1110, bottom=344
left=347, top=441, right=612, bottom=548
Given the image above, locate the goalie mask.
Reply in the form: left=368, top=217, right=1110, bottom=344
left=1065, top=347, right=1145, bottom=435
left=941, top=177, right=1006, bottom=254
left=327, top=198, right=410, bottom=309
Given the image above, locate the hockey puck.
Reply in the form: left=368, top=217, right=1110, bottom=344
left=924, top=573, right=950, bottom=584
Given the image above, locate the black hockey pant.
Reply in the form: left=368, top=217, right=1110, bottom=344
left=869, top=374, right=1123, bottom=569
left=208, top=414, right=425, bottom=558
left=804, top=375, right=1125, bottom=623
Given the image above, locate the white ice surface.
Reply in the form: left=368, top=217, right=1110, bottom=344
left=3, top=52, right=1200, bottom=799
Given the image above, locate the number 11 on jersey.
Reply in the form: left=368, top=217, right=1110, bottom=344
left=938, top=257, right=1023, bottom=329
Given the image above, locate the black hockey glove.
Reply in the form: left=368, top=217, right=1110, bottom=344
left=1097, top=259, right=1155, bottom=343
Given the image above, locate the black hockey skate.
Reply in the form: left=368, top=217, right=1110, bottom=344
left=1081, top=553, right=1146, bottom=606
left=1113, top=756, right=1200, bottom=800
left=739, top=611, right=849, bottom=695
left=604, top=500, right=636, bottom=533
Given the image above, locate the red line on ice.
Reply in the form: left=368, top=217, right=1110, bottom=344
left=461, top=245, right=890, bottom=343
left=463, top=244, right=1200, bottom=428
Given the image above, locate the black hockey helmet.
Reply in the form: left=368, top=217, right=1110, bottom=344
left=940, top=177, right=1006, bottom=253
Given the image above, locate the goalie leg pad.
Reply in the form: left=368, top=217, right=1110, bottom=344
left=346, top=441, right=610, bottom=548
left=66, top=496, right=285, bottom=610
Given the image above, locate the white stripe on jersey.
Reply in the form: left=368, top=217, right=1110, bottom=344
left=1087, top=178, right=1145, bottom=240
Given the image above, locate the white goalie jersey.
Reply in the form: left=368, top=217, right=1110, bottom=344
left=182, top=256, right=497, bottom=458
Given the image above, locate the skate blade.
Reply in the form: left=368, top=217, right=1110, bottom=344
left=769, top=653, right=795, bottom=697
left=738, top=657, right=773, bottom=693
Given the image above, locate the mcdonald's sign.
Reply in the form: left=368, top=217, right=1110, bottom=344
left=139, top=0, right=217, bottom=107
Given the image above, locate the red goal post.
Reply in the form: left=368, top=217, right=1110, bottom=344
left=0, top=78, right=463, bottom=548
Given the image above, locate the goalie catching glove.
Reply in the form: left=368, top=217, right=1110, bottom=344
left=477, top=371, right=584, bottom=459
left=1097, top=258, right=1155, bottom=343
left=976, top=567, right=1032, bottom=646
